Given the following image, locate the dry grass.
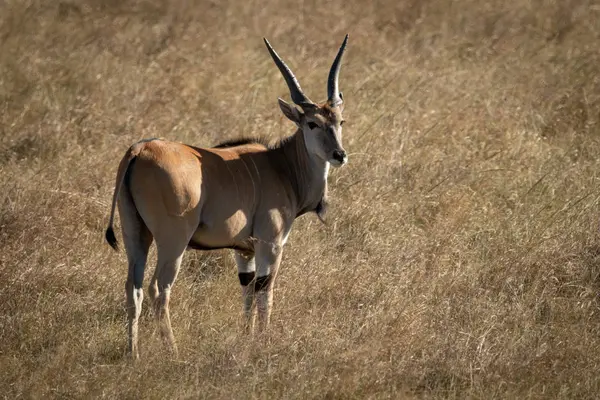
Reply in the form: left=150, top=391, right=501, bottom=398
left=2, top=0, right=600, bottom=398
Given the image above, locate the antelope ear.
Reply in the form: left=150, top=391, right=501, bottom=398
left=278, top=98, right=302, bottom=124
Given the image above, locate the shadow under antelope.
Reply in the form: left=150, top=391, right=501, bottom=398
left=105, top=35, right=349, bottom=358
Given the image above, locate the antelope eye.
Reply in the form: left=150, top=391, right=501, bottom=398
left=307, top=122, right=319, bottom=130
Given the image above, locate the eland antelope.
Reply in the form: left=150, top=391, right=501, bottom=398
left=105, top=35, right=349, bottom=358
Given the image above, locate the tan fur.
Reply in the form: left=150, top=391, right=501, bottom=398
left=105, top=37, right=348, bottom=359
left=107, top=129, right=337, bottom=357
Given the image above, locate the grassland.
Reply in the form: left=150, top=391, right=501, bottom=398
left=2, top=0, right=600, bottom=398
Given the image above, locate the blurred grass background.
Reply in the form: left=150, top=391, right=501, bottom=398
left=2, top=0, right=600, bottom=398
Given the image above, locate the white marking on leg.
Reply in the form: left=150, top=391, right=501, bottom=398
left=254, top=240, right=283, bottom=332
left=256, top=289, right=274, bottom=331
left=235, top=251, right=256, bottom=332
left=281, top=230, right=291, bottom=246
left=154, top=249, right=185, bottom=356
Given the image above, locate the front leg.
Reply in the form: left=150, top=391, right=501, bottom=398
left=234, top=250, right=256, bottom=333
left=254, top=239, right=284, bottom=332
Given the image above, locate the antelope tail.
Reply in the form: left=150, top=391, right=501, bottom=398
left=105, top=146, right=139, bottom=251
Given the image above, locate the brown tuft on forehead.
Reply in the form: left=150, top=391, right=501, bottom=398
left=318, top=102, right=343, bottom=122
left=321, top=102, right=335, bottom=114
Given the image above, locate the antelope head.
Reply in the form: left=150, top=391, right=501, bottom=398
left=264, top=35, right=349, bottom=167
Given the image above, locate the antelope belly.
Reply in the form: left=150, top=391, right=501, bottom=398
left=189, top=209, right=252, bottom=249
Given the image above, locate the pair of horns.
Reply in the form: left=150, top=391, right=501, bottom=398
left=264, top=34, right=348, bottom=108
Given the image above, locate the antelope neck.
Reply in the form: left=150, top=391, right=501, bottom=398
left=268, top=130, right=328, bottom=218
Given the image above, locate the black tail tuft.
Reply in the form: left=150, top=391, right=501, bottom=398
left=105, top=226, right=118, bottom=251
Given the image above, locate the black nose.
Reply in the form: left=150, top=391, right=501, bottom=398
left=332, top=150, right=346, bottom=163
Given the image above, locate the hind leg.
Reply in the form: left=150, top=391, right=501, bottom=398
left=119, top=195, right=153, bottom=359
left=150, top=239, right=188, bottom=356
left=235, top=250, right=256, bottom=333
